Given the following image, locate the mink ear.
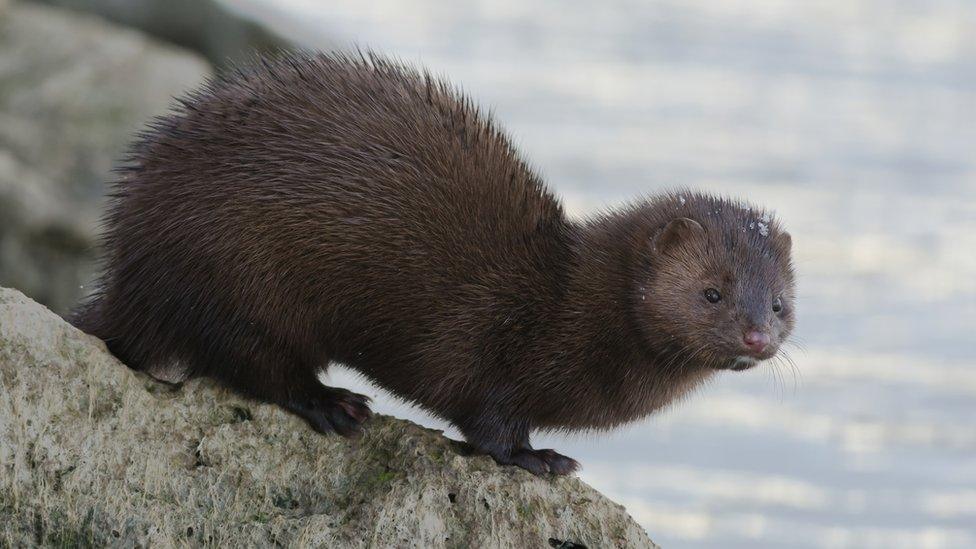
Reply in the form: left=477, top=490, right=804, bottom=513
left=775, top=231, right=793, bottom=253
left=652, top=217, right=706, bottom=254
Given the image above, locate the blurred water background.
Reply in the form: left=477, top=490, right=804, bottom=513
left=223, top=1, right=976, bottom=547
left=3, top=0, right=973, bottom=546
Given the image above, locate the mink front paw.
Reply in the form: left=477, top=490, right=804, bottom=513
left=290, top=387, right=372, bottom=437
left=507, top=448, right=580, bottom=476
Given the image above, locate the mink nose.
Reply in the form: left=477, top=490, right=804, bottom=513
left=742, top=330, right=771, bottom=354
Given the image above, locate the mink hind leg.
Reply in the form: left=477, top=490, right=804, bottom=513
left=168, top=317, right=370, bottom=436
left=280, top=375, right=372, bottom=438
left=189, top=326, right=372, bottom=437
left=73, top=276, right=371, bottom=434
left=457, top=412, right=579, bottom=476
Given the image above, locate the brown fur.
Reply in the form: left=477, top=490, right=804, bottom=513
left=73, top=51, right=796, bottom=475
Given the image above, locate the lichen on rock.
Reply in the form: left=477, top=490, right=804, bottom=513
left=0, top=287, right=656, bottom=548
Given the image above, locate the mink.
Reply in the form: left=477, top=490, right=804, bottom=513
left=73, top=52, right=797, bottom=475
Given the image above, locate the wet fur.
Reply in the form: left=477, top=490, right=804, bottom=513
left=73, top=52, right=796, bottom=475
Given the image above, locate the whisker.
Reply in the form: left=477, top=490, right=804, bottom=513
left=769, top=356, right=787, bottom=400
left=780, top=349, right=802, bottom=388
left=784, top=337, right=809, bottom=353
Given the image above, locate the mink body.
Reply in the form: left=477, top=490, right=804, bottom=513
left=74, top=52, right=796, bottom=475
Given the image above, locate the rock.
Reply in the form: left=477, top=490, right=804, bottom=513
left=0, top=1, right=211, bottom=315
left=0, top=286, right=657, bottom=548
left=32, top=0, right=296, bottom=67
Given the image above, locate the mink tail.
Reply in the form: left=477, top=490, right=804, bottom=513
left=69, top=295, right=99, bottom=335
left=69, top=293, right=143, bottom=372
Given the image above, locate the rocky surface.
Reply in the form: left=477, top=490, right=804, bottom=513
left=0, top=1, right=211, bottom=315
left=0, top=286, right=657, bottom=548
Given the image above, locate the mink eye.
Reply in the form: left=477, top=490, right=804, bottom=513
left=704, top=288, right=722, bottom=303
left=772, top=296, right=783, bottom=313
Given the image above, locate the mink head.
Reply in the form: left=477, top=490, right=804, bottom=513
left=638, top=194, right=796, bottom=371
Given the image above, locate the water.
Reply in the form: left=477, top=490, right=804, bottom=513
left=227, top=1, right=976, bottom=546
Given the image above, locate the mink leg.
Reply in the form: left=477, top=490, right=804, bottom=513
left=198, top=333, right=372, bottom=437
left=282, top=380, right=372, bottom=437
left=232, top=363, right=372, bottom=437
left=459, top=415, right=580, bottom=476
left=512, top=448, right=580, bottom=476
left=228, top=366, right=372, bottom=437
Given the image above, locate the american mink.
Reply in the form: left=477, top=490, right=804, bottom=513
left=73, top=52, right=796, bottom=475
